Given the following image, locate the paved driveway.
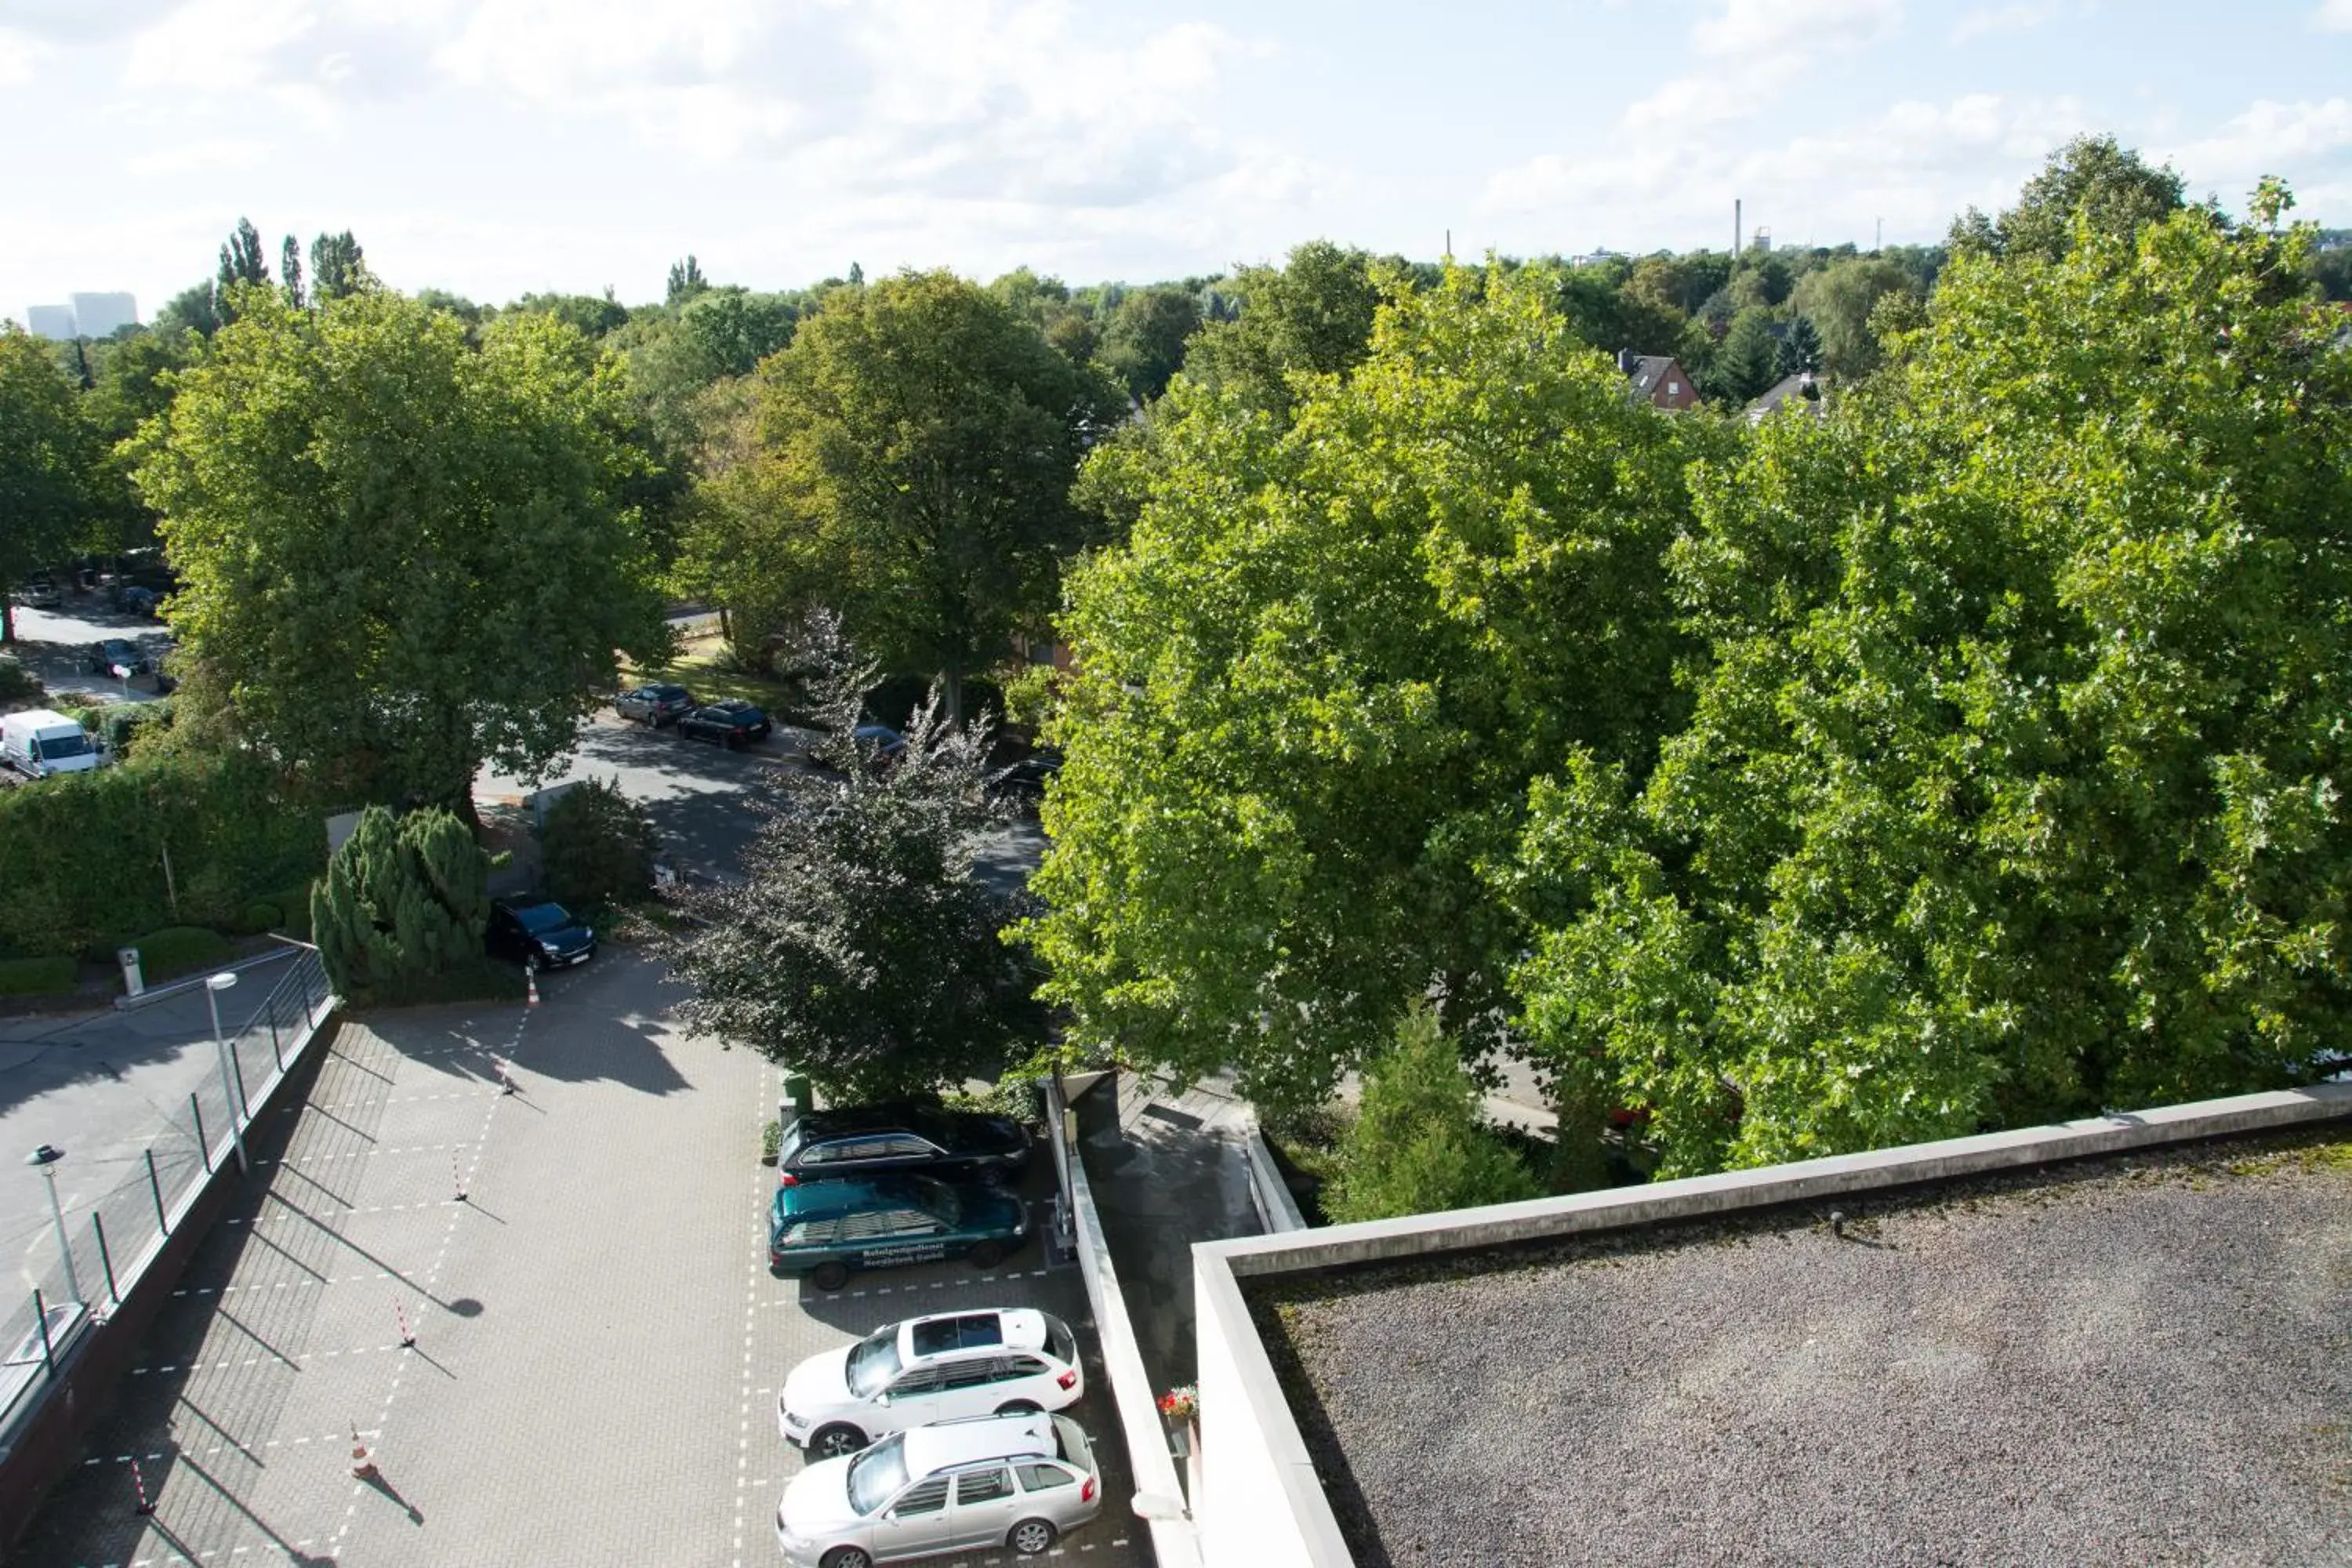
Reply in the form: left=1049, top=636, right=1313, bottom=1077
left=17, top=951, right=1148, bottom=1568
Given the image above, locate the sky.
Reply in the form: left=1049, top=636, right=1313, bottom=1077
left=4, top=0, right=2350, bottom=325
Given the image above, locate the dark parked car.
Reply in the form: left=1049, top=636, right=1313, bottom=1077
left=990, top=750, right=1061, bottom=810
left=768, top=1172, right=1030, bottom=1290
left=84, top=638, right=151, bottom=677
left=777, top=1102, right=1033, bottom=1188
left=614, top=683, right=696, bottom=725
left=678, top=699, right=772, bottom=749
left=486, top=899, right=597, bottom=969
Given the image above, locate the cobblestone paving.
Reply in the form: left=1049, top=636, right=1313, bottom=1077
left=20, top=952, right=1152, bottom=1568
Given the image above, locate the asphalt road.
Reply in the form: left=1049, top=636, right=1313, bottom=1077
left=4, top=594, right=173, bottom=707
left=479, top=711, right=1047, bottom=899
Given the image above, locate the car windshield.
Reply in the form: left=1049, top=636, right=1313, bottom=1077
left=845, top=1330, right=903, bottom=1398
left=513, top=904, right=572, bottom=934
left=1045, top=1316, right=1076, bottom=1367
left=846, top=1436, right=909, bottom=1515
left=38, top=733, right=93, bottom=760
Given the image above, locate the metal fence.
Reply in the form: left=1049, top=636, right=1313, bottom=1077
left=0, top=946, right=335, bottom=1432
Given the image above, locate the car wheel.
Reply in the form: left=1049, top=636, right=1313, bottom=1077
left=809, top=1423, right=868, bottom=1461
left=1007, top=1519, right=1058, bottom=1556
left=968, top=1240, right=1005, bottom=1270
left=994, top=1399, right=1042, bottom=1416
left=820, top=1548, right=873, bottom=1568
left=811, top=1261, right=851, bottom=1292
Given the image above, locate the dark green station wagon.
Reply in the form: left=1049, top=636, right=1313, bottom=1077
left=769, top=1173, right=1030, bottom=1291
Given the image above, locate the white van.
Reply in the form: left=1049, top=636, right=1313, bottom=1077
left=1, top=709, right=101, bottom=779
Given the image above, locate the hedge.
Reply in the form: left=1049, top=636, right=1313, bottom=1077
left=0, top=751, right=324, bottom=960
left=133, top=926, right=234, bottom=983
left=0, top=956, right=78, bottom=997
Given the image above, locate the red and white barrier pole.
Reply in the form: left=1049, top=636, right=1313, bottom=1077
left=451, top=1152, right=467, bottom=1203
left=129, top=1454, right=154, bottom=1515
left=496, top=1058, right=517, bottom=1095
left=396, top=1298, right=415, bottom=1348
left=525, top=962, right=540, bottom=1008
left=350, top=1425, right=377, bottom=1479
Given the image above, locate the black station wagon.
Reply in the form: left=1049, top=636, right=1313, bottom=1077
left=776, top=1103, right=1032, bottom=1188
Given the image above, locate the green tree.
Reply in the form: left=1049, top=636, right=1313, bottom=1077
left=80, top=325, right=202, bottom=556
left=1708, top=307, right=1780, bottom=401
left=713, top=270, right=1123, bottom=720
left=1100, top=286, right=1202, bottom=402
left=1323, top=1005, right=1542, bottom=1223
left=1181, top=241, right=1382, bottom=416
left=0, top=326, right=103, bottom=641
left=667, top=254, right=710, bottom=306
left=1788, top=257, right=1912, bottom=378
left=131, top=288, right=669, bottom=813
left=278, top=234, right=305, bottom=308
left=1951, top=134, right=2186, bottom=262
left=1508, top=195, right=2352, bottom=1177
left=155, top=281, right=223, bottom=339
left=309, top=231, right=366, bottom=301
left=514, top=291, right=630, bottom=339
left=216, top=217, right=270, bottom=308
left=312, top=804, right=491, bottom=1003
left=664, top=643, right=1038, bottom=1100
left=1775, top=314, right=1824, bottom=377
left=540, top=775, right=659, bottom=911
left=1025, top=265, right=1709, bottom=1115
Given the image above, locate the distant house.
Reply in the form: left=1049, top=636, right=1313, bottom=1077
left=1617, top=349, right=1698, bottom=410
left=1748, top=371, right=1826, bottom=424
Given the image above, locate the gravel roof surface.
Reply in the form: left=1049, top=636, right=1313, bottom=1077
left=1257, top=1130, right=2352, bottom=1567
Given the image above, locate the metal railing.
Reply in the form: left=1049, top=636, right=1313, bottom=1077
left=0, top=945, right=335, bottom=1436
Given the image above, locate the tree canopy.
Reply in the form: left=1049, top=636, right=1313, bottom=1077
left=1024, top=264, right=1713, bottom=1115
left=131, top=287, right=669, bottom=811
left=692, top=269, right=1123, bottom=718
left=0, top=325, right=103, bottom=639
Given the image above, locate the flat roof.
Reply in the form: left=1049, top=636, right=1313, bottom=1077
left=1250, top=1123, right=2352, bottom=1566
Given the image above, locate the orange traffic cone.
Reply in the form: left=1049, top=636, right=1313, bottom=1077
left=350, top=1427, right=377, bottom=1479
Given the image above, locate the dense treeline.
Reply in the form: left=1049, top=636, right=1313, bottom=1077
left=9, top=135, right=2352, bottom=1183
left=1029, top=149, right=2352, bottom=1179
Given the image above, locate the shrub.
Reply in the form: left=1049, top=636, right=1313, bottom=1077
left=0, top=956, right=78, bottom=997
left=0, top=750, right=321, bottom=959
left=1323, top=1004, right=1542, bottom=1225
left=269, top=884, right=315, bottom=939
left=0, top=656, right=43, bottom=706
left=314, top=805, right=492, bottom=1005
left=89, top=701, right=172, bottom=760
left=232, top=900, right=282, bottom=935
left=761, top=1119, right=783, bottom=1163
left=541, top=776, right=658, bottom=913
left=132, top=925, right=233, bottom=983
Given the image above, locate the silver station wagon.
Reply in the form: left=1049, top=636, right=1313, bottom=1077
left=775, top=1411, right=1102, bottom=1567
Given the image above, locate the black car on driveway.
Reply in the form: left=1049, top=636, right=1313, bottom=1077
left=677, top=699, right=772, bottom=749
left=83, top=637, right=152, bottom=677
left=778, top=1102, right=1033, bottom=1188
left=486, top=899, right=597, bottom=969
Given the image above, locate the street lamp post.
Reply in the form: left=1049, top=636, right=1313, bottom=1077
left=204, top=971, right=249, bottom=1174
left=26, top=1145, right=84, bottom=1307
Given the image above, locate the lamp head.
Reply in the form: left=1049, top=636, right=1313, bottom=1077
left=206, top=971, right=238, bottom=992
left=26, top=1144, right=63, bottom=1169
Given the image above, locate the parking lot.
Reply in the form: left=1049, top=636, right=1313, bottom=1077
left=17, top=951, right=1150, bottom=1568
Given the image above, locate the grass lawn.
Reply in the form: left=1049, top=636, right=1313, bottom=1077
left=619, top=631, right=804, bottom=713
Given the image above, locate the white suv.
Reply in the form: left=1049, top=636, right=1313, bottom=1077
left=780, top=1308, right=1084, bottom=1460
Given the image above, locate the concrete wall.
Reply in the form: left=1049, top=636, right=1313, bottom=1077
left=1189, top=1083, right=2352, bottom=1566
left=1195, top=1252, right=1348, bottom=1568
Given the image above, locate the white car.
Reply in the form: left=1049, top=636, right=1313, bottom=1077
left=775, top=1412, right=1101, bottom=1568
left=779, top=1308, right=1083, bottom=1460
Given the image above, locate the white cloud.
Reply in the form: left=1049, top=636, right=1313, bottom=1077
left=122, top=0, right=318, bottom=90
left=1692, top=0, right=1901, bottom=58
left=1951, top=3, right=2059, bottom=44
left=0, top=27, right=45, bottom=84
left=125, top=136, right=272, bottom=176
left=2164, top=97, right=2352, bottom=208
left=2316, top=1, right=2352, bottom=33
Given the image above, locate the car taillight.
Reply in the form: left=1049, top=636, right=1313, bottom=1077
left=1081, top=1475, right=1096, bottom=1504
left=1058, top=1370, right=1078, bottom=1391
left=778, top=1172, right=798, bottom=1187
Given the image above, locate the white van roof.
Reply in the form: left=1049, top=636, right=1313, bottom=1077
left=5, top=709, right=79, bottom=731
left=899, top=1414, right=1054, bottom=1476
